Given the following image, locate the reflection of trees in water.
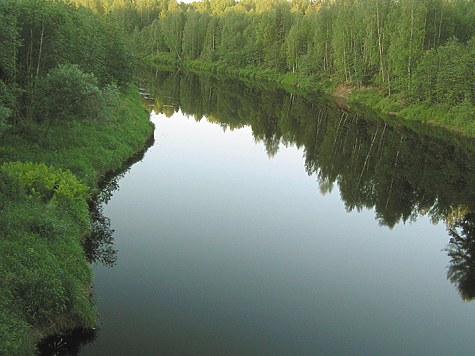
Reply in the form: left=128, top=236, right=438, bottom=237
left=82, top=133, right=155, bottom=268
left=42, top=177, right=124, bottom=353
left=142, top=66, right=475, bottom=299
left=83, top=176, right=122, bottom=268
left=445, top=212, right=475, bottom=301
left=36, top=328, right=96, bottom=356
left=143, top=67, right=475, bottom=226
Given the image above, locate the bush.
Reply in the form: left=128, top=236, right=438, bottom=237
left=1, top=161, right=90, bottom=203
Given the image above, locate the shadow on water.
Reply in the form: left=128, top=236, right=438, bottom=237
left=36, top=329, right=97, bottom=356
left=36, top=134, right=155, bottom=355
left=138, top=65, right=475, bottom=300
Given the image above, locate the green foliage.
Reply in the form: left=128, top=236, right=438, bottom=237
left=0, top=0, right=133, bottom=125
left=182, top=10, right=209, bottom=60
left=0, top=167, right=95, bottom=353
left=0, top=80, right=11, bottom=136
left=299, top=6, right=332, bottom=76
left=218, top=11, right=252, bottom=66
left=162, top=9, right=185, bottom=59
left=1, top=161, right=90, bottom=203
left=0, top=83, right=153, bottom=353
left=0, top=0, right=154, bottom=353
left=0, top=5, right=16, bottom=129
left=0, top=289, right=35, bottom=356
left=69, top=0, right=475, bottom=95
left=388, top=0, right=427, bottom=90
left=201, top=16, right=221, bottom=62
left=0, top=83, right=153, bottom=186
left=44, top=64, right=100, bottom=130
left=402, top=36, right=475, bottom=132
left=41, top=64, right=121, bottom=137
left=0, top=5, right=18, bottom=77
left=447, top=99, right=475, bottom=134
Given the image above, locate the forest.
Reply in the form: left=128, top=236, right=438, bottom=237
left=0, top=0, right=133, bottom=135
left=68, top=0, right=475, bottom=133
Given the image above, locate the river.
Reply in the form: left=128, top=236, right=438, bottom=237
left=41, top=69, right=475, bottom=355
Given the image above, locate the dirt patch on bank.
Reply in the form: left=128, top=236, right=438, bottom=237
left=332, top=83, right=354, bottom=110
left=333, top=83, right=354, bottom=100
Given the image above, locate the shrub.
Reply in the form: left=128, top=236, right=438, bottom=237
left=1, top=161, right=90, bottom=203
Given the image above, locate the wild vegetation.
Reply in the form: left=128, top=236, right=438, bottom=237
left=0, top=0, right=153, bottom=354
left=68, top=0, right=475, bottom=134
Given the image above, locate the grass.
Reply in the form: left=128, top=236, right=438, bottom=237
left=0, top=84, right=154, bottom=355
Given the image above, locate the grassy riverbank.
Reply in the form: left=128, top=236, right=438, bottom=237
left=0, top=84, right=154, bottom=355
left=146, top=54, right=475, bottom=136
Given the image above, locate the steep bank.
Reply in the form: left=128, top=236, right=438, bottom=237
left=0, top=84, right=154, bottom=355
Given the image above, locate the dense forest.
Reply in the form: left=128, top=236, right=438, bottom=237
left=0, top=0, right=153, bottom=354
left=0, top=0, right=133, bottom=136
left=67, top=0, right=475, bottom=132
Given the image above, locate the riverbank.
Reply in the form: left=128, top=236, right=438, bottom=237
left=144, top=54, right=336, bottom=95
left=145, top=54, right=475, bottom=137
left=0, top=84, right=154, bottom=355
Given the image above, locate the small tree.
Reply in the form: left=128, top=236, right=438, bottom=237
left=44, top=64, right=100, bottom=138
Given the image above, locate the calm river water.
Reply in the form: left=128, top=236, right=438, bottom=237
left=72, top=70, right=475, bottom=355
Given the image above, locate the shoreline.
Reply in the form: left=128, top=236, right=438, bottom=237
left=144, top=54, right=474, bottom=137
left=0, top=84, right=154, bottom=355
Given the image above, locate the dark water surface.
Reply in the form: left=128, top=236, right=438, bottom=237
left=73, top=71, right=475, bottom=355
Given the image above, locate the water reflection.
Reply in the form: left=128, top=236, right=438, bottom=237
left=139, top=66, right=475, bottom=299
left=83, top=134, right=155, bottom=267
left=84, top=183, right=119, bottom=268
left=36, top=328, right=97, bottom=356
left=446, top=212, right=475, bottom=300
